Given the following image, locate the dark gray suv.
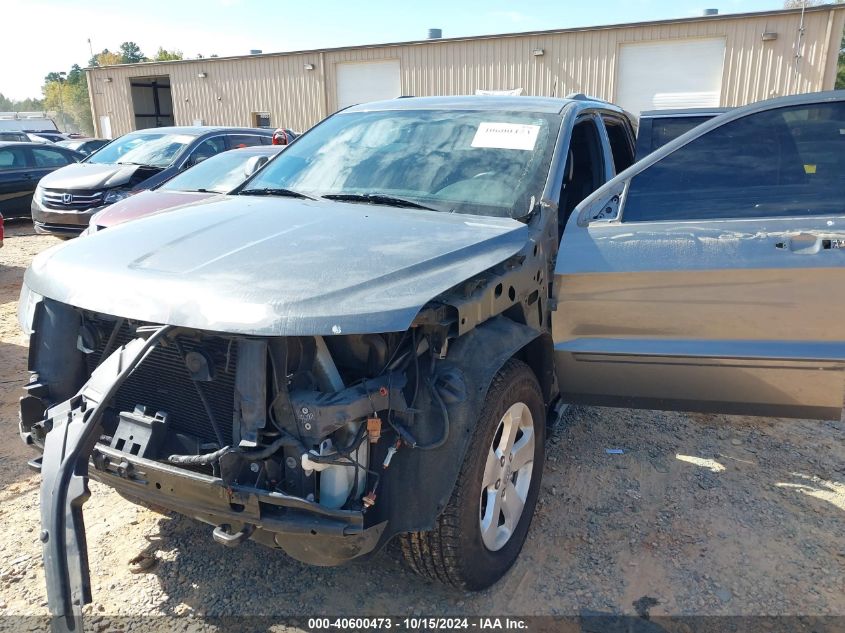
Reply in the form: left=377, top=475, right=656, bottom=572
left=31, top=126, right=273, bottom=236
left=18, top=91, right=845, bottom=630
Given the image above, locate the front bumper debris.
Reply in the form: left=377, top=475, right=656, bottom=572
left=39, top=328, right=170, bottom=632
left=90, top=443, right=383, bottom=565
left=35, top=324, right=384, bottom=632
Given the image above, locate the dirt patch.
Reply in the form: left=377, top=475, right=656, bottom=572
left=0, top=221, right=843, bottom=627
left=0, top=221, right=59, bottom=499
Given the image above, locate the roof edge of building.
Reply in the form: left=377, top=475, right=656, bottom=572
left=85, top=3, right=845, bottom=73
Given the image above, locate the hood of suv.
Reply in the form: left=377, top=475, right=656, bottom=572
left=25, top=196, right=529, bottom=336
left=38, top=162, right=155, bottom=190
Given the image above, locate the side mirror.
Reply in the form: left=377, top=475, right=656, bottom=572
left=576, top=182, right=626, bottom=227
left=185, top=153, right=211, bottom=169
left=243, top=156, right=269, bottom=178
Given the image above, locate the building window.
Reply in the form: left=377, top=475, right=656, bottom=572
left=252, top=112, right=272, bottom=128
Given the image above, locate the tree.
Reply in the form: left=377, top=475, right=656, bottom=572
left=42, top=66, right=93, bottom=135
left=0, top=93, right=44, bottom=112
left=42, top=80, right=69, bottom=130
left=67, top=64, right=84, bottom=85
left=783, top=0, right=822, bottom=7
left=119, top=41, right=147, bottom=64
left=88, top=49, right=123, bottom=67
left=153, top=47, right=183, bottom=61
left=19, top=97, right=45, bottom=110
left=37, top=40, right=192, bottom=134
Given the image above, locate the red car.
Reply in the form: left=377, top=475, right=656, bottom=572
left=86, top=145, right=283, bottom=233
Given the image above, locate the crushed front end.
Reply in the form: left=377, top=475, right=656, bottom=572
left=21, top=296, right=459, bottom=628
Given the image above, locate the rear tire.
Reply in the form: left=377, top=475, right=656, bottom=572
left=400, top=358, right=545, bottom=590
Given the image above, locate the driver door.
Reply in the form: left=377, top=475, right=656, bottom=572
left=552, top=95, right=845, bottom=420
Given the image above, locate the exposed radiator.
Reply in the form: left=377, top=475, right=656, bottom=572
left=86, top=319, right=237, bottom=446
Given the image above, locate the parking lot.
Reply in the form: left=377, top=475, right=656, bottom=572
left=1, top=220, right=844, bottom=629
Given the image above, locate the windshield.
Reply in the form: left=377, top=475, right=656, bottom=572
left=242, top=109, right=561, bottom=218
left=160, top=150, right=270, bottom=193
left=88, top=132, right=194, bottom=168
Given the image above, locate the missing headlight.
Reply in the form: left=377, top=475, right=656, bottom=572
left=17, top=283, right=43, bottom=335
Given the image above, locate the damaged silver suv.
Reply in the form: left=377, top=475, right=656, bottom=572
left=19, top=92, right=845, bottom=629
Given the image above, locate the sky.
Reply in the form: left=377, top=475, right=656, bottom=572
left=4, top=0, right=785, bottom=100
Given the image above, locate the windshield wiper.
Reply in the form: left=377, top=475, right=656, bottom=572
left=321, top=193, right=436, bottom=211
left=239, top=187, right=315, bottom=200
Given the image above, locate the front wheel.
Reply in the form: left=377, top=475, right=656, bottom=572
left=400, top=358, right=545, bottom=590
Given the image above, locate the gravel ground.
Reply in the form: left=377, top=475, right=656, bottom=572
left=1, top=221, right=844, bottom=630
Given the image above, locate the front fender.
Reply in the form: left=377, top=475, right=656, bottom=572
left=374, top=316, right=545, bottom=544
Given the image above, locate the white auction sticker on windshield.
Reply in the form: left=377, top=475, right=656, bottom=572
left=471, top=122, right=540, bottom=151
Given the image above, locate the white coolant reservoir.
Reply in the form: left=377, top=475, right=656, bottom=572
left=302, top=424, right=369, bottom=509
left=318, top=438, right=349, bottom=508
left=306, top=337, right=370, bottom=509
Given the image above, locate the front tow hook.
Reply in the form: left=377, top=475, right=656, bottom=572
left=212, top=523, right=256, bottom=547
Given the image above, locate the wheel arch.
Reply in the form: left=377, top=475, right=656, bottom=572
left=373, top=315, right=547, bottom=550
left=513, top=331, right=556, bottom=407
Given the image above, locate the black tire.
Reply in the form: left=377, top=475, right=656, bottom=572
left=400, top=358, right=545, bottom=590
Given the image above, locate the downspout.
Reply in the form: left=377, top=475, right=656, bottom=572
left=319, top=50, right=329, bottom=123
left=84, top=69, right=98, bottom=137
left=791, top=0, right=808, bottom=93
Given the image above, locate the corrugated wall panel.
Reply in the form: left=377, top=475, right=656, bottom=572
left=88, top=52, right=324, bottom=136
left=88, top=8, right=845, bottom=137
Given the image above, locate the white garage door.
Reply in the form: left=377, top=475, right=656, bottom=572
left=336, top=59, right=401, bottom=110
left=616, top=38, right=726, bottom=116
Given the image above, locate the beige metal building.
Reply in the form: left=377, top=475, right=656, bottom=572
left=86, top=5, right=845, bottom=138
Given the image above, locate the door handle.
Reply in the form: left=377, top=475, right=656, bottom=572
left=821, top=238, right=845, bottom=250
left=775, top=233, right=845, bottom=253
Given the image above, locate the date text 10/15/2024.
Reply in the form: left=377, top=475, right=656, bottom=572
left=307, top=618, right=528, bottom=630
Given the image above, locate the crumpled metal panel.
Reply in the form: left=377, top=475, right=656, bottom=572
left=24, top=196, right=529, bottom=335
left=38, top=162, right=142, bottom=190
